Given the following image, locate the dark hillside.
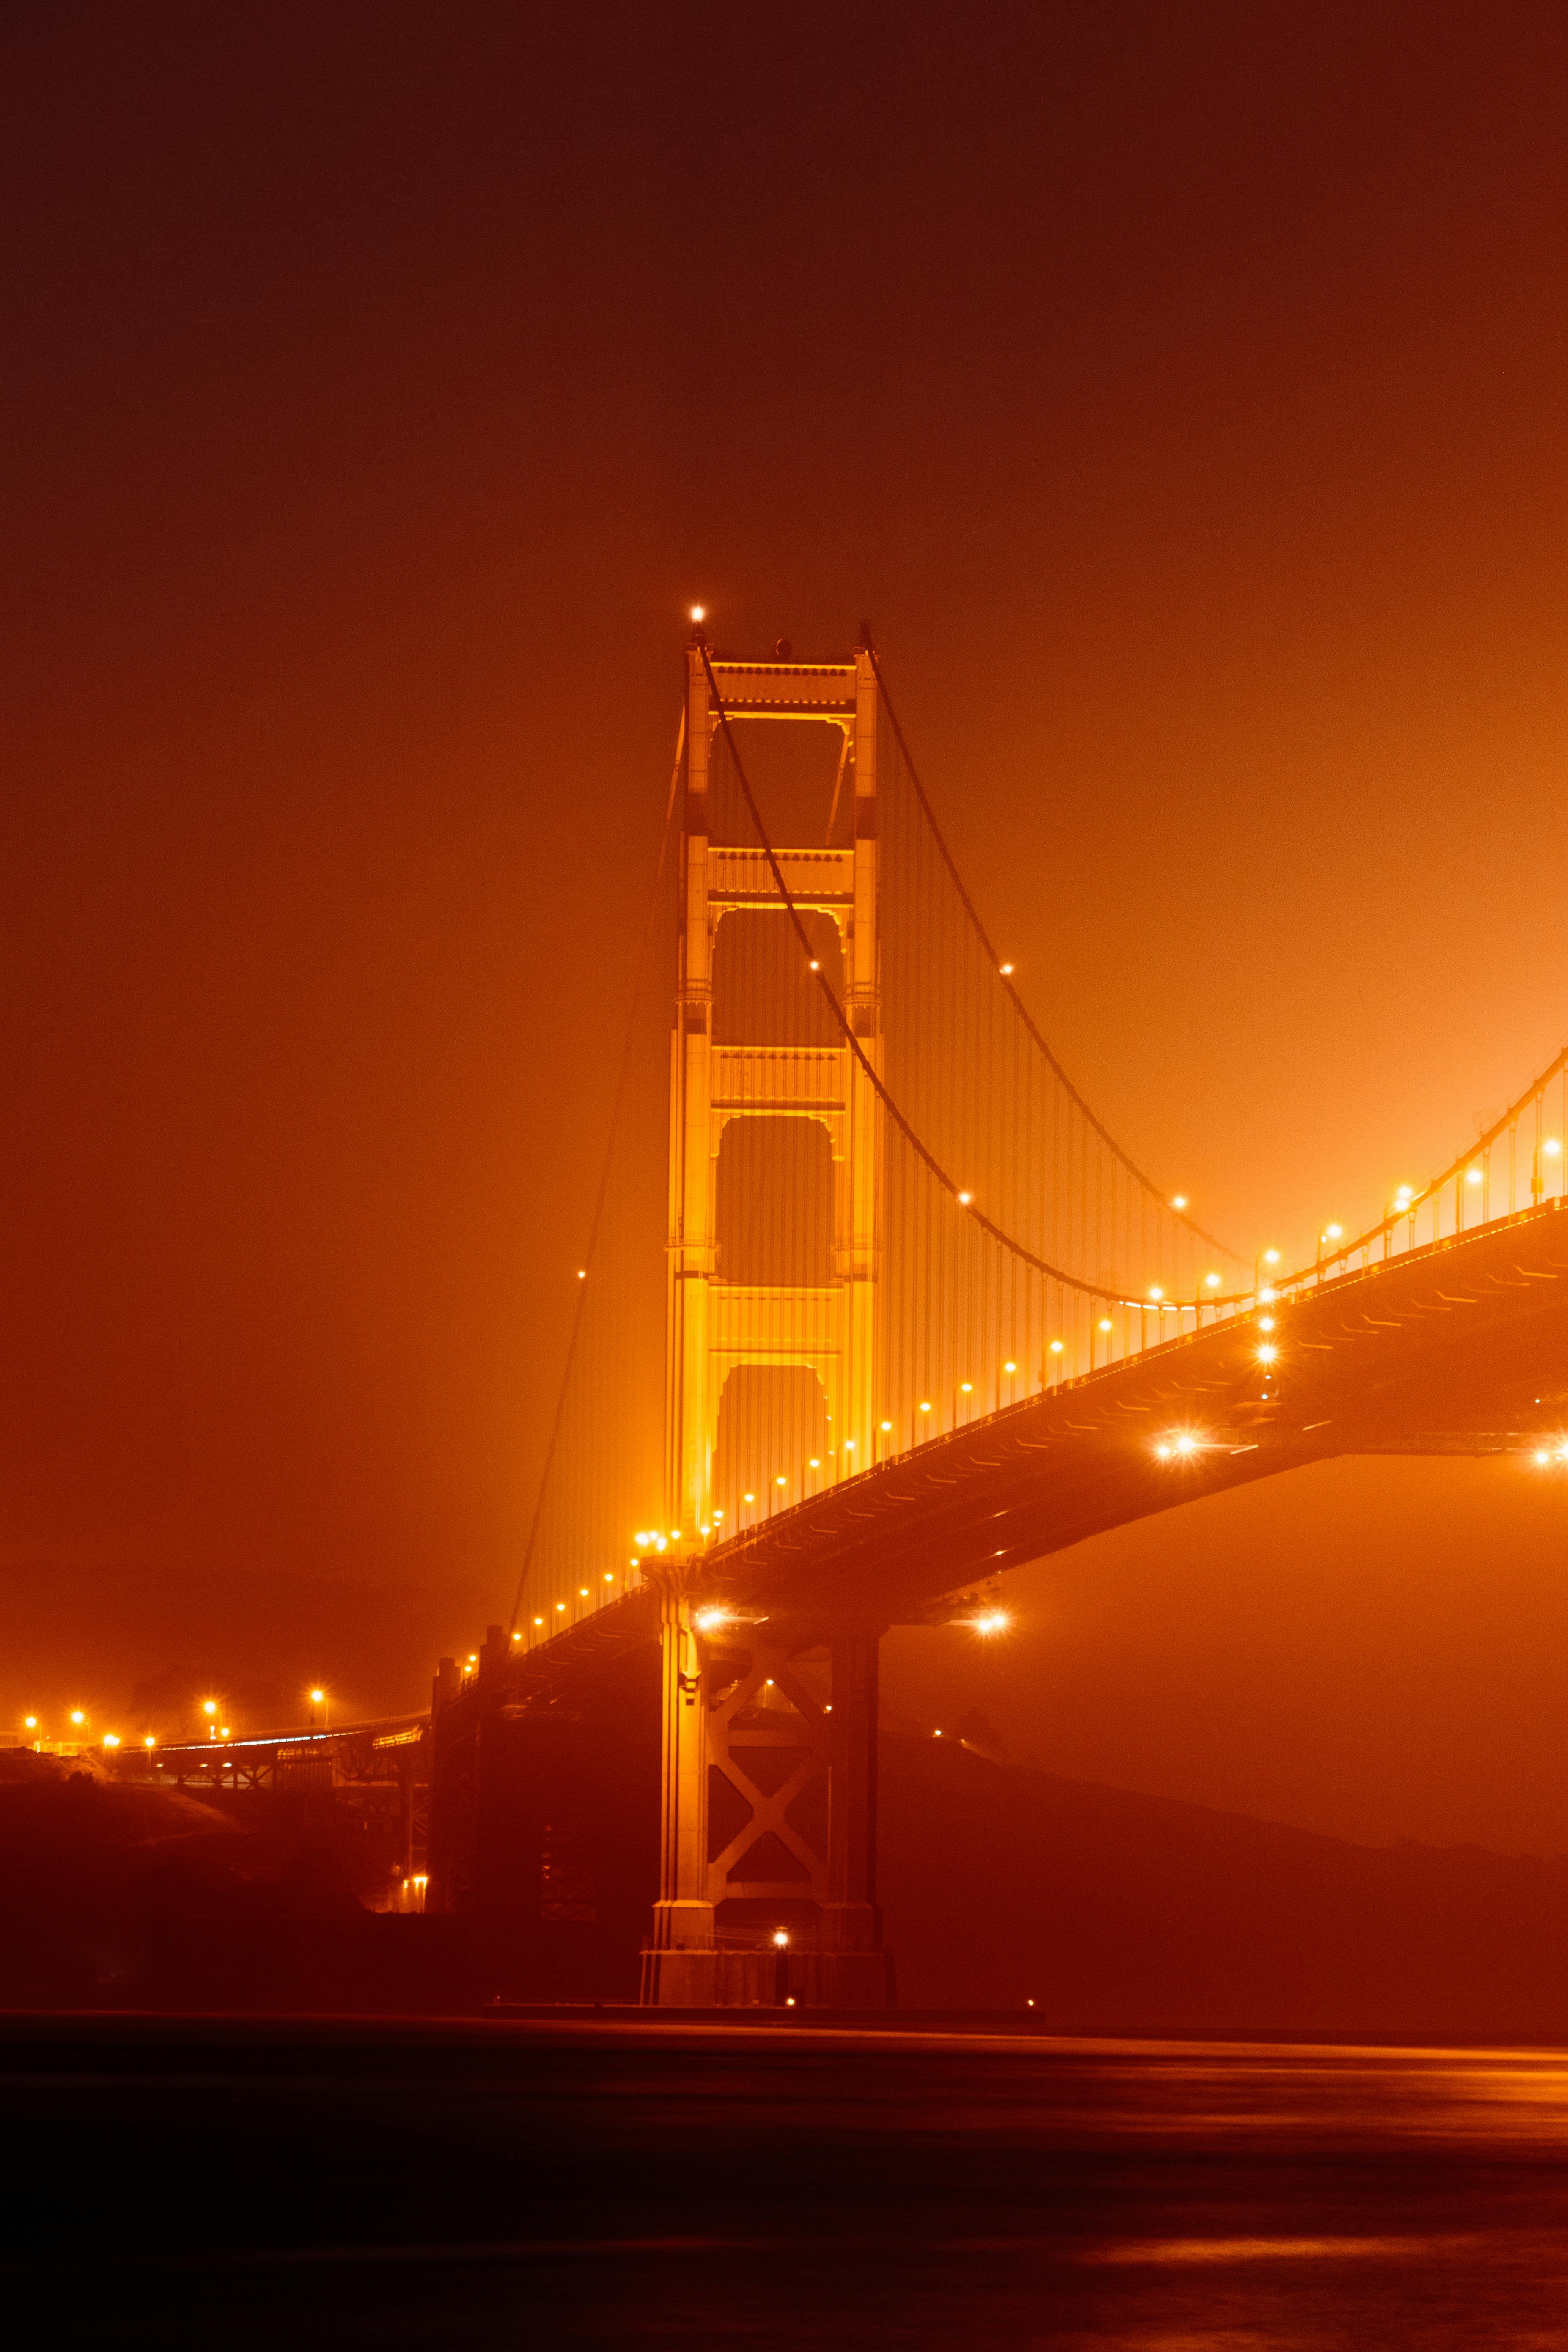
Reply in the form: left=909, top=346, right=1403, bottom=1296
left=880, top=1728, right=1568, bottom=2036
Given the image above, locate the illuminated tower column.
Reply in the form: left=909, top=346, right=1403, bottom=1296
left=667, top=644, right=716, bottom=1549
left=844, top=643, right=881, bottom=1465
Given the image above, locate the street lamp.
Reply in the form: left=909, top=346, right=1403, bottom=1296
left=309, top=1687, right=327, bottom=1731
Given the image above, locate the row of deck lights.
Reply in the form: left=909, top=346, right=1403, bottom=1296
left=18, top=1687, right=332, bottom=1750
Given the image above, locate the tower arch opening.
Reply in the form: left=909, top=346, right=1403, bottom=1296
left=715, top=1113, right=835, bottom=1288
left=712, top=907, right=844, bottom=1047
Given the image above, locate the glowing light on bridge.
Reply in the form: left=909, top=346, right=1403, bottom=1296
left=690, top=605, right=705, bottom=623
left=70, top=1711, right=85, bottom=1727
left=143, top=1735, right=155, bottom=1749
left=1156, top=1432, right=1200, bottom=1462
left=1148, top=1286, right=1164, bottom=1301
left=972, top=1611, right=1009, bottom=1635
left=1257, top=1342, right=1278, bottom=1364
left=695, top=1608, right=730, bottom=1631
left=880, top=1419, right=893, bottom=1431
left=1205, top=1272, right=1220, bottom=1287
left=1002, top=1361, right=1016, bottom=1375
left=1170, top=1196, right=1187, bottom=1210
left=959, top=1381, right=973, bottom=1394
left=1098, top=1318, right=1112, bottom=1333
left=772, top=1929, right=790, bottom=1948
left=1326, top=1222, right=1343, bottom=1239
left=1258, top=1313, right=1275, bottom=1331
left=103, top=1734, right=120, bottom=1750
left=1546, top=1140, right=1562, bottom=1158
left=1263, top=1249, right=1280, bottom=1265
left=775, top=1474, right=787, bottom=1486
left=999, top=963, right=1014, bottom=975
left=919, top=1400, right=932, bottom=1412
left=1048, top=1340, right=1063, bottom=1354
left=957, top=1190, right=972, bottom=1205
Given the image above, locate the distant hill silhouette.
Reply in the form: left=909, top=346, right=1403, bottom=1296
left=880, top=1729, right=1568, bottom=2037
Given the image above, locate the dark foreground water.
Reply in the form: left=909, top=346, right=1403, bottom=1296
left=6, top=2014, right=1568, bottom=2349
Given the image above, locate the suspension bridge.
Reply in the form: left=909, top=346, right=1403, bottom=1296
left=423, top=623, right=1568, bottom=2006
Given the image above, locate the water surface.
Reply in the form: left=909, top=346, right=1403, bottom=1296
left=7, top=2015, right=1568, bottom=2347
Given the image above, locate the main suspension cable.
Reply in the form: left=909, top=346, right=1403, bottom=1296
left=702, top=643, right=1215, bottom=1306
left=867, top=643, right=1244, bottom=1267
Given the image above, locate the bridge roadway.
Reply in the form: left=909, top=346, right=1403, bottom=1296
left=514, top=1197, right=1568, bottom=1695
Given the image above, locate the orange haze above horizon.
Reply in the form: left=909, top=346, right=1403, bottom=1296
left=6, top=2, right=1568, bottom=1853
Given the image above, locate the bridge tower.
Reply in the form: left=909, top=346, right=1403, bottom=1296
left=666, top=631, right=882, bottom=1533
left=645, top=629, right=891, bottom=2005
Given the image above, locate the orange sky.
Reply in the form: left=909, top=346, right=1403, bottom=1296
left=6, top=2, right=1568, bottom=1849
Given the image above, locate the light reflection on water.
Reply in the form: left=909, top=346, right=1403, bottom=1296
left=10, top=2020, right=1568, bottom=2348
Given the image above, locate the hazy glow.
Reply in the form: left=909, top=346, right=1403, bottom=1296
left=973, top=1610, right=1009, bottom=1635
left=1466, top=1168, right=1484, bottom=1185
left=1257, top=1341, right=1278, bottom=1364
left=1326, top=1222, right=1344, bottom=1239
left=1205, top=1272, right=1221, bottom=1287
left=772, top=1929, right=790, bottom=1948
left=1546, top=1140, right=1563, bottom=1158
left=1098, top=1317, right=1113, bottom=1333
left=1048, top=1340, right=1063, bottom=1353
left=1170, top=1195, right=1187, bottom=1209
left=957, top=1190, right=972, bottom=1205
left=1263, top=1249, right=1280, bottom=1265
left=1148, top=1285, right=1164, bottom=1301
left=1258, top=1313, right=1275, bottom=1331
